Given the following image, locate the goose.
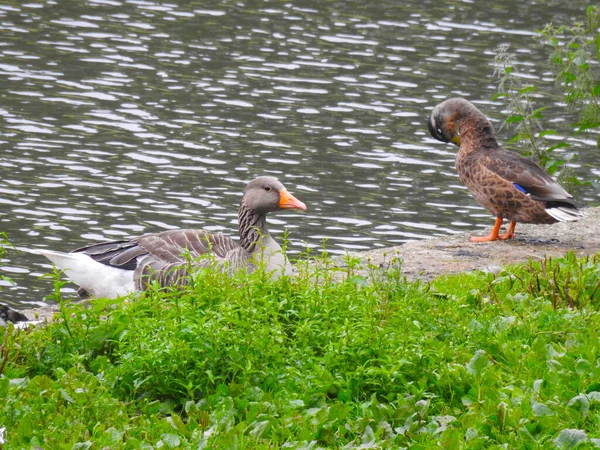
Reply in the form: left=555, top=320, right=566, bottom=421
left=428, top=97, right=582, bottom=242
left=36, top=176, right=307, bottom=298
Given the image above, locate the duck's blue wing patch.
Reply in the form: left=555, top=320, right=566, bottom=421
left=513, top=183, right=529, bottom=194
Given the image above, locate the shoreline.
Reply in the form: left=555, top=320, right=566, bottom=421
left=353, top=206, right=600, bottom=282
left=15, top=206, right=600, bottom=323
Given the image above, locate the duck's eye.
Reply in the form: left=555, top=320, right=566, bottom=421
left=264, top=186, right=272, bottom=192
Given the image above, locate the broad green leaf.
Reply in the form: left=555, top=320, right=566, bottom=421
left=465, top=427, right=479, bottom=441
left=575, top=358, right=592, bottom=375
left=167, top=413, right=189, bottom=437
left=426, top=415, right=457, bottom=438
left=60, top=388, right=75, bottom=403
left=587, top=391, right=600, bottom=403
left=547, top=142, right=570, bottom=151
left=288, top=399, right=305, bottom=408
left=531, top=398, right=552, bottom=416
left=518, top=86, right=537, bottom=95
left=248, top=420, right=270, bottom=439
left=361, top=425, right=376, bottom=445
left=101, top=428, right=124, bottom=445
left=562, top=72, right=577, bottom=85
left=505, top=114, right=524, bottom=124
left=555, top=429, right=588, bottom=449
left=160, top=433, right=181, bottom=449
left=545, top=159, right=560, bottom=175
left=439, top=428, right=462, bottom=448
left=567, top=394, right=589, bottom=417
left=8, top=378, right=28, bottom=388
left=531, top=107, right=547, bottom=119
left=72, top=443, right=93, bottom=450
left=467, top=350, right=489, bottom=377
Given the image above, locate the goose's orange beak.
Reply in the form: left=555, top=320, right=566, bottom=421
left=279, top=188, right=307, bottom=211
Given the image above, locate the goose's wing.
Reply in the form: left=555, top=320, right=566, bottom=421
left=132, top=229, right=240, bottom=289
left=74, top=240, right=141, bottom=269
left=132, top=229, right=238, bottom=263
left=75, top=229, right=239, bottom=269
left=480, top=148, right=576, bottom=205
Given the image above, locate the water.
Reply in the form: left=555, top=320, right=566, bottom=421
left=1, top=0, right=598, bottom=307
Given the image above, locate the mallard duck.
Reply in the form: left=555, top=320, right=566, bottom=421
left=36, top=176, right=307, bottom=298
left=428, top=97, right=582, bottom=242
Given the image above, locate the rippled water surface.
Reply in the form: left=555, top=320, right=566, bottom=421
left=1, top=0, right=598, bottom=306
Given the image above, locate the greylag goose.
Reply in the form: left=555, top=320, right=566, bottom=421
left=36, top=176, right=307, bottom=298
left=427, top=97, right=582, bottom=242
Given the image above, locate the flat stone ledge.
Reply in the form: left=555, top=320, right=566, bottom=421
left=352, top=207, right=600, bottom=282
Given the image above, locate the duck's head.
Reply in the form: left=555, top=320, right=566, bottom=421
left=428, top=97, right=489, bottom=147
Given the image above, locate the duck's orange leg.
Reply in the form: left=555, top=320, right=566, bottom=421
left=470, top=217, right=503, bottom=242
left=498, top=220, right=516, bottom=240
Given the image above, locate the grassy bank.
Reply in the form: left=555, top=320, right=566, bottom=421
left=2, top=253, right=600, bottom=448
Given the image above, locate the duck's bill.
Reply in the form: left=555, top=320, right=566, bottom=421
left=450, top=135, right=461, bottom=146
left=279, top=189, right=307, bottom=211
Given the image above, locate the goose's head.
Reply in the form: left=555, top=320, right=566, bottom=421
left=242, top=176, right=307, bottom=214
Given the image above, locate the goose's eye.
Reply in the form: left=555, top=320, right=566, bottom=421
left=264, top=186, right=272, bottom=192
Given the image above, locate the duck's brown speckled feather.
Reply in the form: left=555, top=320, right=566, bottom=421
left=457, top=147, right=576, bottom=223
left=477, top=150, right=574, bottom=204
left=458, top=155, right=556, bottom=224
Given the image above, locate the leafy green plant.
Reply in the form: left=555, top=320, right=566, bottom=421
left=3, top=253, right=600, bottom=447
left=493, top=44, right=575, bottom=178
left=540, top=6, right=600, bottom=142
left=496, top=252, right=600, bottom=309
left=493, top=6, right=600, bottom=192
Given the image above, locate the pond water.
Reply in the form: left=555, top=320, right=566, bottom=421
left=1, top=0, right=598, bottom=307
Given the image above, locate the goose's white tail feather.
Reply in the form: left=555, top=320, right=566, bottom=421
left=546, top=206, right=584, bottom=223
left=35, top=249, right=135, bottom=299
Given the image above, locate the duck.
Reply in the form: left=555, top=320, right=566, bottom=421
left=35, top=176, right=307, bottom=298
left=427, top=97, right=583, bottom=242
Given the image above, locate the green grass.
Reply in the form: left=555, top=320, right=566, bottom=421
left=2, top=253, right=600, bottom=448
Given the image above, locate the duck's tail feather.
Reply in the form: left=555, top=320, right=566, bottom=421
left=545, top=205, right=584, bottom=222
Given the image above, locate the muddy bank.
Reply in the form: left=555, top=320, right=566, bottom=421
left=14, top=207, right=600, bottom=324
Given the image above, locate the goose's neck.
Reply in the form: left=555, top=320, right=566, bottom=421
left=238, top=203, right=268, bottom=252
